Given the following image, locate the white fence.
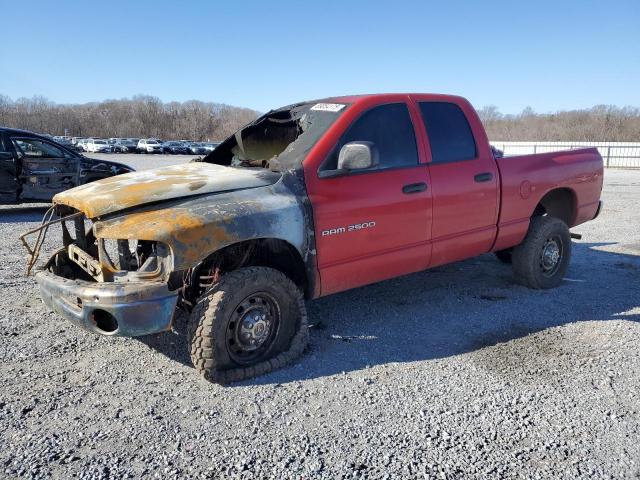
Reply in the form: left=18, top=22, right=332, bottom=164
left=490, top=141, right=640, bottom=169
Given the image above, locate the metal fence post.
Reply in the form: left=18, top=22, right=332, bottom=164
left=606, top=146, right=611, bottom=167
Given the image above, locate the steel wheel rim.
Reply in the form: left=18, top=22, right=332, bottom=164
left=540, top=235, right=563, bottom=277
left=226, top=292, right=280, bottom=364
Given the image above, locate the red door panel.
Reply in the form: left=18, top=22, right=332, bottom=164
left=409, top=95, right=500, bottom=267
left=305, top=98, right=433, bottom=297
left=313, top=167, right=432, bottom=295
left=427, top=160, right=499, bottom=266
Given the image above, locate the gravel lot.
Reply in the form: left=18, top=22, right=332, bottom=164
left=1, top=160, right=639, bottom=479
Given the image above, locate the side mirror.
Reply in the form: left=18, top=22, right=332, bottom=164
left=319, top=141, right=378, bottom=179
left=338, top=141, right=378, bottom=171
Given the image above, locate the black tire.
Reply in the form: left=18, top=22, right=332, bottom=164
left=494, top=249, right=513, bottom=264
left=512, top=216, right=571, bottom=289
left=188, top=267, right=308, bottom=384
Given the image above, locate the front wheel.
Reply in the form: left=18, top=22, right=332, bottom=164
left=188, top=267, right=308, bottom=384
left=512, top=216, right=571, bottom=289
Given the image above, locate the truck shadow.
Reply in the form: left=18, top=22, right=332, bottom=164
left=137, top=242, right=640, bottom=385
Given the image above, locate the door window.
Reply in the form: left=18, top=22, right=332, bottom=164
left=12, top=138, right=71, bottom=159
left=321, top=103, right=418, bottom=172
left=418, top=102, right=477, bottom=164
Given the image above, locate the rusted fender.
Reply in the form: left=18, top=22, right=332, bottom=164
left=93, top=180, right=307, bottom=271
left=53, top=162, right=280, bottom=218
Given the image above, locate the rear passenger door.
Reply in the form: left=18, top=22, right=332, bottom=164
left=11, top=137, right=80, bottom=202
left=415, top=100, right=499, bottom=267
left=312, top=102, right=433, bottom=295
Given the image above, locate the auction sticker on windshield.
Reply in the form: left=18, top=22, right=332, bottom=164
left=310, top=103, right=346, bottom=112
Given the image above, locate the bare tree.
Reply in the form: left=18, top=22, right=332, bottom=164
left=4, top=95, right=638, bottom=142
left=479, top=105, right=640, bottom=141
left=0, top=95, right=260, bottom=141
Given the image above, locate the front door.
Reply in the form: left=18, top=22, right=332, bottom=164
left=309, top=102, right=433, bottom=296
left=0, top=134, right=19, bottom=202
left=10, top=137, right=80, bottom=202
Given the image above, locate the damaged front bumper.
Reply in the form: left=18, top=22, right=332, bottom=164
left=35, top=270, right=179, bottom=336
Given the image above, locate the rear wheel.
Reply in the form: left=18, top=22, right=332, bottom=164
left=188, top=267, right=308, bottom=384
left=512, top=216, right=571, bottom=289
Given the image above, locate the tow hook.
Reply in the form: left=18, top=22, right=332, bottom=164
left=570, top=232, right=582, bottom=240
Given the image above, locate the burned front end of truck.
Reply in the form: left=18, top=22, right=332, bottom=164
left=20, top=160, right=303, bottom=337
left=21, top=100, right=348, bottom=382
left=22, top=205, right=180, bottom=336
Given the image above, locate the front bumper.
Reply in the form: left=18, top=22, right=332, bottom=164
left=35, top=270, right=179, bottom=336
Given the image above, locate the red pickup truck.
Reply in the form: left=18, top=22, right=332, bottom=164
left=24, top=93, right=603, bottom=383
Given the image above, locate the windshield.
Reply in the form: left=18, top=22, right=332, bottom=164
left=204, top=101, right=349, bottom=172
left=147, top=140, right=159, bottom=145
left=95, top=140, right=107, bottom=145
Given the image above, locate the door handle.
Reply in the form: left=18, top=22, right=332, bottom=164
left=474, top=172, right=493, bottom=183
left=402, top=182, right=427, bottom=194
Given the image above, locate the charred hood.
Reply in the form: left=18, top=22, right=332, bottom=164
left=53, top=162, right=281, bottom=218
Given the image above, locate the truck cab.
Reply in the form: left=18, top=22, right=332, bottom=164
left=304, top=94, right=502, bottom=295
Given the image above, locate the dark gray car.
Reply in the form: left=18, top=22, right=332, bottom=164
left=0, top=127, right=133, bottom=203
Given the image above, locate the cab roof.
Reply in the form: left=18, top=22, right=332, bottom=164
left=320, top=93, right=468, bottom=105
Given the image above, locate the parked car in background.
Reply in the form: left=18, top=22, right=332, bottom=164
left=203, top=142, right=220, bottom=152
left=76, top=139, right=90, bottom=152
left=137, top=139, right=163, bottom=154
left=113, top=139, right=138, bottom=153
left=86, top=139, right=112, bottom=153
left=162, top=141, right=189, bottom=154
left=188, top=142, right=208, bottom=155
left=53, top=137, right=74, bottom=149
left=0, top=127, right=133, bottom=204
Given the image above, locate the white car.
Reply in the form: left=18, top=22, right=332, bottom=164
left=86, top=139, right=112, bottom=153
left=137, top=139, right=163, bottom=154
left=75, top=139, right=89, bottom=151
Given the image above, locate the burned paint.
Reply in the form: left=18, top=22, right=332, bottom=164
left=92, top=180, right=306, bottom=271
left=53, top=162, right=281, bottom=219
left=23, top=101, right=342, bottom=339
left=35, top=268, right=178, bottom=336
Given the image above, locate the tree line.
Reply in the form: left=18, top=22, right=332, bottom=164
left=1, top=95, right=639, bottom=142
left=0, top=95, right=260, bottom=141
left=478, top=105, right=640, bottom=142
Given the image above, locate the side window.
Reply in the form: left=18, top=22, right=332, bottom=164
left=418, top=102, right=477, bottom=163
left=12, top=138, right=68, bottom=159
left=322, top=103, right=418, bottom=171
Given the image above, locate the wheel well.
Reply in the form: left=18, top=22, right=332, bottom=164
left=533, top=188, right=576, bottom=226
left=188, top=238, right=308, bottom=300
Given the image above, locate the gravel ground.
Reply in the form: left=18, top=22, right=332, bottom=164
left=0, top=164, right=639, bottom=479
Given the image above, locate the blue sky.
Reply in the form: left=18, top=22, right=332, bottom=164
left=1, top=0, right=638, bottom=113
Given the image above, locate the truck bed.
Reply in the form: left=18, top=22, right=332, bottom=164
left=493, top=147, right=603, bottom=251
